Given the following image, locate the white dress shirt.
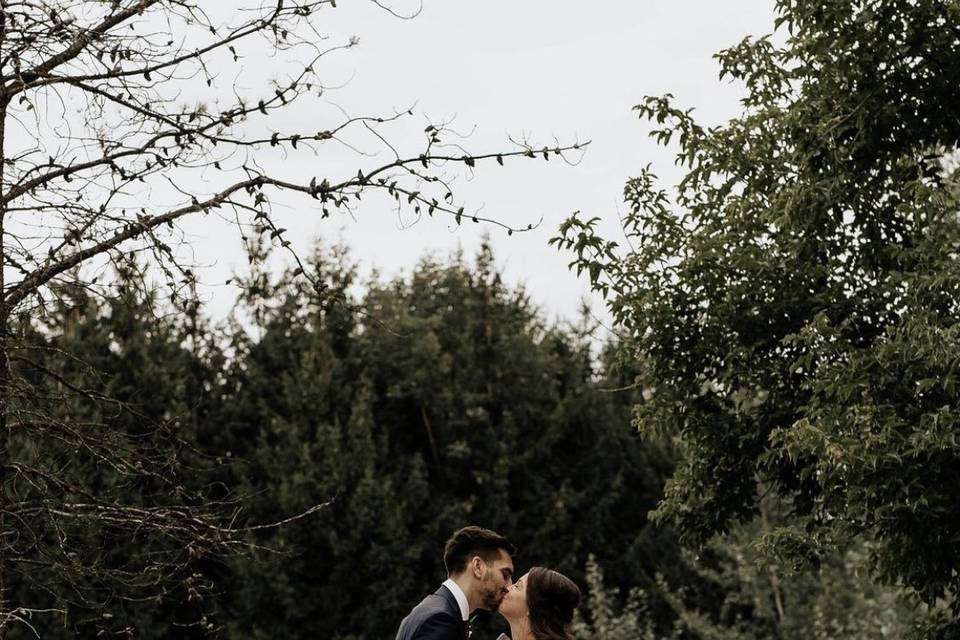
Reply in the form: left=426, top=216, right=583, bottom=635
left=441, top=578, right=470, bottom=622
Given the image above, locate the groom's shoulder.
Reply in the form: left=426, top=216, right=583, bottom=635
left=396, top=589, right=461, bottom=640
left=408, top=590, right=457, bottom=620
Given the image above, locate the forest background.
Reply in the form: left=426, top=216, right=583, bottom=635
left=19, top=239, right=918, bottom=640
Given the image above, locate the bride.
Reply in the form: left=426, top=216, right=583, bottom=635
left=497, top=566, right=581, bottom=640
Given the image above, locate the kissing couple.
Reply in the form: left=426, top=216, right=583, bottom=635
left=395, top=526, right=581, bottom=640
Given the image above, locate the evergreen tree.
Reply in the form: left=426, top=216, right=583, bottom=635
left=7, top=265, right=227, bottom=636
left=212, top=242, right=681, bottom=639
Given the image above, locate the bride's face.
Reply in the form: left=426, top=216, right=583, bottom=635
left=497, top=571, right=529, bottom=620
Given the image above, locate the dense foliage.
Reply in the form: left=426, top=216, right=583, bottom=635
left=17, top=239, right=925, bottom=638
left=14, top=243, right=692, bottom=638
left=209, top=243, right=677, bottom=639
left=556, top=0, right=960, bottom=634
left=575, top=536, right=917, bottom=640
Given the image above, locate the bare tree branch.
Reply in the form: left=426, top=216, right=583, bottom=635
left=0, top=1, right=586, bottom=634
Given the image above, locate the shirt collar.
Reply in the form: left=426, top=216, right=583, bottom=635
left=442, top=578, right=470, bottom=621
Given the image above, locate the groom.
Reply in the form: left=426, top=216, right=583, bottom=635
left=395, top=526, right=516, bottom=640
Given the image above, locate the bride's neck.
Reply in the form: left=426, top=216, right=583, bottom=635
left=508, top=619, right=533, bottom=640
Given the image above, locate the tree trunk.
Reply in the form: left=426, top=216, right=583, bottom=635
left=0, top=51, right=10, bottom=639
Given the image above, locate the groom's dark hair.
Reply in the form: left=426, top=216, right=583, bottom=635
left=444, top=526, right=515, bottom=576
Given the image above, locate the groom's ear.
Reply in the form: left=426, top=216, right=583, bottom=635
left=469, top=555, right=485, bottom=579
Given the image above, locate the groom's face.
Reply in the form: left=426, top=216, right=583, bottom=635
left=476, top=549, right=514, bottom=610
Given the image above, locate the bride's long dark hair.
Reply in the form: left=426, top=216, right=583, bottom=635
left=526, top=566, right=581, bottom=640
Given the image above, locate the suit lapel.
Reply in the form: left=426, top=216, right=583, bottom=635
left=436, top=585, right=468, bottom=639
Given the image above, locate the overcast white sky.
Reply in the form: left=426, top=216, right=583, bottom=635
left=187, top=0, right=778, bottom=325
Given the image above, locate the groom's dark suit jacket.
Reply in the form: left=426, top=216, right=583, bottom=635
left=395, top=584, right=467, bottom=640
